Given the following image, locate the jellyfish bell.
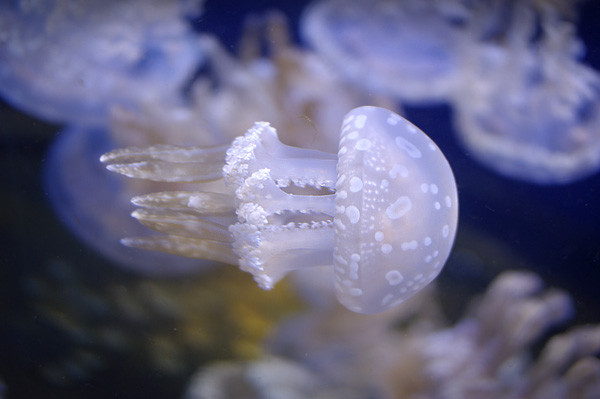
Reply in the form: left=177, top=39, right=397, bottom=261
left=101, top=106, right=458, bottom=314
left=301, top=0, right=471, bottom=104
left=333, top=107, right=458, bottom=313
left=453, top=4, right=600, bottom=184
left=0, top=0, right=203, bottom=125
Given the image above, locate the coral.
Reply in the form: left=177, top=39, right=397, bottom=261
left=184, top=357, right=364, bottom=399
left=265, top=271, right=600, bottom=399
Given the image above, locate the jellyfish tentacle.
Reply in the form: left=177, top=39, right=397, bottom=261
left=131, top=191, right=235, bottom=215
left=121, top=236, right=238, bottom=265
left=101, top=144, right=229, bottom=182
left=131, top=209, right=234, bottom=243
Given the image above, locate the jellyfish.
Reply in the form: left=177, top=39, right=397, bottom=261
left=300, top=0, right=473, bottom=104
left=0, top=0, right=204, bottom=125
left=453, top=3, right=600, bottom=184
left=101, top=106, right=458, bottom=314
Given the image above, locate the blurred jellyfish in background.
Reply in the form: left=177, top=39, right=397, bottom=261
left=454, top=1, right=600, bottom=184
left=0, top=0, right=203, bottom=126
left=111, top=11, right=396, bottom=154
left=302, top=0, right=600, bottom=184
left=301, top=0, right=473, bottom=104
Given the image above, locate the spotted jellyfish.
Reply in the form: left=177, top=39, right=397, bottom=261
left=101, top=106, right=458, bottom=314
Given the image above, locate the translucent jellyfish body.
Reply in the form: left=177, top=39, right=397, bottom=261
left=301, top=0, right=470, bottom=103
left=102, top=106, right=458, bottom=314
left=454, top=8, right=600, bottom=184
left=0, top=0, right=203, bottom=125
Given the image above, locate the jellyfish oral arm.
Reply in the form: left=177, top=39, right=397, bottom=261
left=223, top=122, right=338, bottom=290
left=100, top=145, right=239, bottom=264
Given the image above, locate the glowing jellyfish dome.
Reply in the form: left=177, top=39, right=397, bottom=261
left=0, top=0, right=203, bottom=125
left=453, top=4, right=600, bottom=184
left=301, top=0, right=472, bottom=104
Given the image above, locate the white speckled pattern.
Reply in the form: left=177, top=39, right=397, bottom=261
left=334, top=106, right=458, bottom=314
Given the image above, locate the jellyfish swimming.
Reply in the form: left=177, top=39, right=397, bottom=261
left=301, top=0, right=472, bottom=104
left=101, top=106, right=458, bottom=314
left=453, top=3, right=600, bottom=184
left=0, top=0, right=203, bottom=125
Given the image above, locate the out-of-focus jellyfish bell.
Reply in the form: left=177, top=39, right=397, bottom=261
left=301, top=0, right=471, bottom=104
left=454, top=5, right=600, bottom=184
left=101, top=106, right=458, bottom=314
left=0, top=0, right=204, bottom=125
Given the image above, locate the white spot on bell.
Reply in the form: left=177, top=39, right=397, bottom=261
left=386, top=196, right=412, bottom=219
left=385, top=270, right=404, bottom=286
left=349, top=176, right=363, bottom=192
left=355, top=138, right=372, bottom=151
left=401, top=240, right=418, bottom=251
left=346, top=206, right=361, bottom=224
left=442, top=224, right=450, bottom=238
left=381, top=244, right=392, bottom=254
left=381, top=294, right=394, bottom=306
left=355, top=114, right=367, bottom=128
left=395, top=136, right=422, bottom=158
left=389, top=164, right=409, bottom=179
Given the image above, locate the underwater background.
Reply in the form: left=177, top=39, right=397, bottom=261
left=1, top=0, right=600, bottom=398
